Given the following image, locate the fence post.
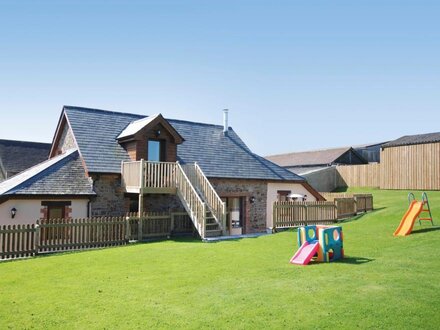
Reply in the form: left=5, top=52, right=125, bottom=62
left=35, top=221, right=40, bottom=255
left=170, top=211, right=175, bottom=236
left=304, top=204, right=308, bottom=224
left=138, top=214, right=143, bottom=241
left=125, top=216, right=131, bottom=242
left=272, top=202, right=277, bottom=232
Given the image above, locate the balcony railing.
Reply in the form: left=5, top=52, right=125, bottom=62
left=121, top=160, right=178, bottom=194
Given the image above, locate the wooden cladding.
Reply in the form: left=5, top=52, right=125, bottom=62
left=380, top=143, right=440, bottom=190
left=120, top=122, right=178, bottom=162
left=336, top=163, right=381, bottom=188
left=336, top=143, right=440, bottom=190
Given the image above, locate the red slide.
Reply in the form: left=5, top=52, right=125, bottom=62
left=290, top=241, right=319, bottom=265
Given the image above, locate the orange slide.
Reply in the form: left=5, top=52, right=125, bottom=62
left=394, top=201, right=424, bottom=236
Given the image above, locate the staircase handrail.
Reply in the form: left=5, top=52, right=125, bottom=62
left=193, top=163, right=226, bottom=232
left=175, top=162, right=206, bottom=237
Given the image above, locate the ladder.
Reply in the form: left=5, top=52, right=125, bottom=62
left=408, top=192, right=434, bottom=226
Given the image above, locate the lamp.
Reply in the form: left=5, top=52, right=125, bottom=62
left=250, top=196, right=256, bottom=204
left=155, top=129, right=161, bottom=137
left=11, top=207, right=17, bottom=219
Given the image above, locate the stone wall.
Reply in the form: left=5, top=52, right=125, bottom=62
left=209, top=178, right=268, bottom=233
left=90, top=174, right=127, bottom=216
left=87, top=173, right=269, bottom=233
left=143, top=194, right=184, bottom=213
left=57, top=125, right=77, bottom=153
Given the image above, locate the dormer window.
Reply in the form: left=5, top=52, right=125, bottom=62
left=117, top=113, right=184, bottom=163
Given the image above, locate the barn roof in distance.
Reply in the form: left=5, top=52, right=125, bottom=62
left=0, top=139, right=51, bottom=177
left=382, top=132, right=440, bottom=148
left=265, top=147, right=367, bottom=168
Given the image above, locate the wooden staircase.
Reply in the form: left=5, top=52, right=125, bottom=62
left=204, top=210, right=223, bottom=237
left=121, top=160, right=226, bottom=239
left=179, top=163, right=226, bottom=238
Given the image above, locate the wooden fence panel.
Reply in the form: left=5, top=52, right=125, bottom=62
left=320, top=192, right=373, bottom=215
left=37, top=217, right=127, bottom=253
left=273, top=194, right=373, bottom=229
left=172, top=212, right=194, bottom=234
left=0, top=224, right=36, bottom=259
left=126, top=211, right=195, bottom=240
left=353, top=194, right=374, bottom=212
left=334, top=198, right=356, bottom=219
left=273, top=201, right=337, bottom=229
left=0, top=212, right=195, bottom=261
left=336, top=163, right=381, bottom=188
left=141, top=213, right=172, bottom=238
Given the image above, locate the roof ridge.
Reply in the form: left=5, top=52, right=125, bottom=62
left=64, top=105, right=227, bottom=129
left=63, top=105, right=146, bottom=119
left=0, top=139, right=51, bottom=146
left=166, top=118, right=225, bottom=129
left=266, top=146, right=351, bottom=158
left=404, top=131, right=440, bottom=137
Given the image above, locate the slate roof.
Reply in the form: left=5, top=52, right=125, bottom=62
left=266, top=147, right=357, bottom=167
left=382, top=132, right=440, bottom=148
left=0, top=149, right=94, bottom=196
left=63, top=106, right=304, bottom=181
left=0, top=139, right=51, bottom=177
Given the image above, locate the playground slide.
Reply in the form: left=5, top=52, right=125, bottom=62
left=394, top=201, right=424, bottom=236
left=290, top=241, right=319, bottom=265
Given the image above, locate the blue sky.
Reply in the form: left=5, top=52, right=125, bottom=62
left=0, top=0, right=439, bottom=156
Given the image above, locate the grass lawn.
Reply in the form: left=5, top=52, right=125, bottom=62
left=1, top=188, right=439, bottom=329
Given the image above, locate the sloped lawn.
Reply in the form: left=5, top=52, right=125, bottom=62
left=1, top=189, right=439, bottom=329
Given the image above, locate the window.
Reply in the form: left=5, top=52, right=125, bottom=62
left=148, top=140, right=165, bottom=162
left=41, top=201, right=71, bottom=240
left=277, top=190, right=291, bottom=202
left=42, top=201, right=71, bottom=219
left=48, top=205, right=64, bottom=219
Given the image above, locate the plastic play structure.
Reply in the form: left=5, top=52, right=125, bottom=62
left=290, top=225, right=344, bottom=265
left=394, top=192, right=434, bottom=236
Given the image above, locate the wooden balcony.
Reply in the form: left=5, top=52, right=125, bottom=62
left=121, top=160, right=178, bottom=194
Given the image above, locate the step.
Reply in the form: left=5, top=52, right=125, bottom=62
left=205, top=229, right=222, bottom=237
left=206, top=222, right=220, bottom=230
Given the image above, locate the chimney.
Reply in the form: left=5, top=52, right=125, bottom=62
left=223, top=109, right=229, bottom=135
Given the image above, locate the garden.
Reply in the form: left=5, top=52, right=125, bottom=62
left=0, top=188, right=439, bottom=329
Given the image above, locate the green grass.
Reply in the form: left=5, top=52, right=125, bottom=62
left=1, top=188, right=439, bottom=329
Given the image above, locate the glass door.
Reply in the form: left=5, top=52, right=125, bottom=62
left=229, top=197, right=243, bottom=236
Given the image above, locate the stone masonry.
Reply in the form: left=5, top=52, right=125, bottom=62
left=209, top=178, right=268, bottom=233
left=143, top=194, right=184, bottom=213
left=90, top=174, right=127, bottom=216
left=58, top=125, right=77, bottom=153
left=87, top=173, right=268, bottom=233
